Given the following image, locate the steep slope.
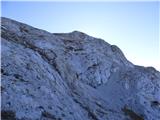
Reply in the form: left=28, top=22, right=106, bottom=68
left=1, top=17, right=160, bottom=120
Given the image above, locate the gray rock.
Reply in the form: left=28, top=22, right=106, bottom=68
left=1, top=17, right=160, bottom=120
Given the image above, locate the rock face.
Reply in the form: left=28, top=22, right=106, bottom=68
left=1, top=17, right=160, bottom=120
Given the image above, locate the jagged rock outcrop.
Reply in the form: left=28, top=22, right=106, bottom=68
left=1, top=17, right=160, bottom=120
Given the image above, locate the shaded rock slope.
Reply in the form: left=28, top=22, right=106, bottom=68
left=1, top=17, right=160, bottom=120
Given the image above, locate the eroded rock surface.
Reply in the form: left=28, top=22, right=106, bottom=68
left=1, top=17, right=160, bottom=120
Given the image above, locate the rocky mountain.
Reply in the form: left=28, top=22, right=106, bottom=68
left=1, top=17, right=160, bottom=120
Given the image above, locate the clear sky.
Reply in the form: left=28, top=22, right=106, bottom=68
left=1, top=1, right=160, bottom=70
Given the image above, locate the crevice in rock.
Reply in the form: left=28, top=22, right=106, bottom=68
left=1, top=110, right=16, bottom=120
left=1, top=68, right=9, bottom=76
left=122, top=106, right=144, bottom=120
left=86, top=63, right=100, bottom=71
left=13, top=74, right=28, bottom=83
left=72, top=97, right=99, bottom=120
left=151, top=101, right=160, bottom=107
left=41, top=111, right=62, bottom=120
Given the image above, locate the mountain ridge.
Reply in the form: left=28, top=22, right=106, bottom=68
left=1, top=17, right=160, bottom=120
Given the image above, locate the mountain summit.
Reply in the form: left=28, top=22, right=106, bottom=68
left=1, top=17, right=160, bottom=120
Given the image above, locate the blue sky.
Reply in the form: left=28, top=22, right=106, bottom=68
left=1, top=1, right=160, bottom=70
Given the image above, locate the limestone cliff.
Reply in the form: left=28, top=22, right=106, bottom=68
left=1, top=17, right=160, bottom=120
